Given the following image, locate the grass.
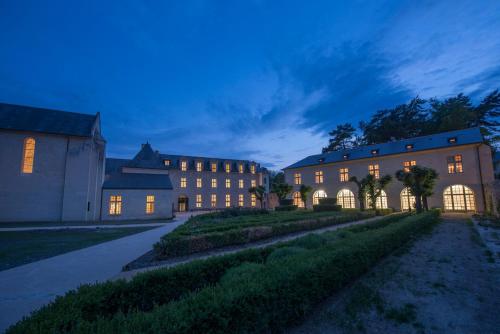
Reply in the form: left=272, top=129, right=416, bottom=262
left=0, top=227, right=155, bottom=271
left=0, top=219, right=172, bottom=229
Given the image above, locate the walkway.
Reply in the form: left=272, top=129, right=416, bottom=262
left=0, top=213, right=192, bottom=333
left=0, top=222, right=171, bottom=232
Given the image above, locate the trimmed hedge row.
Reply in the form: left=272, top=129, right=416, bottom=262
left=10, top=211, right=439, bottom=333
left=154, top=211, right=375, bottom=258
left=8, top=213, right=408, bottom=334
left=275, top=204, right=298, bottom=211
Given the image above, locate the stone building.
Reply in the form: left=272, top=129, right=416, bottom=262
left=284, top=127, right=496, bottom=213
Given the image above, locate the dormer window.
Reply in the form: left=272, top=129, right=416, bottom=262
left=405, top=144, right=414, bottom=150
left=343, top=154, right=349, bottom=160
left=180, top=160, right=187, bottom=171
left=164, top=159, right=171, bottom=166
left=318, top=158, right=325, bottom=163
left=196, top=161, right=203, bottom=172
left=448, top=137, right=457, bottom=144
left=225, top=163, right=231, bottom=173
left=371, top=149, right=379, bottom=155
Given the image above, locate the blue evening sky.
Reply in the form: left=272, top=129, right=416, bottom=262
left=1, top=0, right=499, bottom=169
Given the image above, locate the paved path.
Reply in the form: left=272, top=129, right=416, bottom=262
left=0, top=222, right=170, bottom=232
left=115, top=214, right=386, bottom=280
left=0, top=213, right=192, bottom=333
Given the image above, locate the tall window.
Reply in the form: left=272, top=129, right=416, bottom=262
left=294, top=173, right=302, bottom=185
left=339, top=168, right=349, bottom=182
left=365, top=190, right=388, bottom=209
left=225, top=179, right=231, bottom=188
left=251, top=180, right=257, bottom=187
left=443, top=184, right=475, bottom=211
left=180, top=177, right=187, bottom=188
left=211, top=178, right=217, bottom=188
left=225, top=163, right=231, bottom=173
left=181, top=160, right=187, bottom=171
left=312, top=190, right=327, bottom=205
left=196, top=178, right=202, bottom=188
left=239, top=164, right=244, bottom=173
left=400, top=188, right=416, bottom=211
left=403, top=160, right=416, bottom=172
left=109, top=195, right=122, bottom=215
left=368, top=164, right=380, bottom=179
left=250, top=165, right=256, bottom=174
left=146, top=195, right=155, bottom=214
left=251, top=193, right=256, bottom=207
left=211, top=162, right=217, bottom=172
left=196, top=161, right=203, bottom=172
left=22, top=137, right=36, bottom=173
left=238, top=194, right=244, bottom=207
left=447, top=155, right=463, bottom=174
left=211, top=194, right=217, bottom=207
left=337, top=189, right=355, bottom=208
left=239, top=179, right=244, bottom=189
left=315, top=171, right=324, bottom=184
left=292, top=191, right=304, bottom=208
left=225, top=194, right=231, bottom=207
left=196, top=194, right=202, bottom=208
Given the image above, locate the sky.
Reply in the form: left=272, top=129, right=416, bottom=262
left=1, top=0, right=499, bottom=170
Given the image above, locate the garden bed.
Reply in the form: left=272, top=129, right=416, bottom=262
left=8, top=211, right=439, bottom=333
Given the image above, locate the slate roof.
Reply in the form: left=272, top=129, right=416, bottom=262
left=105, top=158, right=130, bottom=174
left=103, top=172, right=173, bottom=190
left=160, top=153, right=262, bottom=172
left=0, top=102, right=98, bottom=137
left=125, top=143, right=168, bottom=170
left=284, top=127, right=484, bottom=170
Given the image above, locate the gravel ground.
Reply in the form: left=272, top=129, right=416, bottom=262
left=289, top=215, right=500, bottom=334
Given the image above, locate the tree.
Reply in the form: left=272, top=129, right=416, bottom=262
left=349, top=176, right=368, bottom=210
left=271, top=182, right=293, bottom=202
left=396, top=166, right=438, bottom=213
left=363, top=174, right=392, bottom=210
left=322, top=123, right=357, bottom=153
left=269, top=171, right=285, bottom=185
left=249, top=185, right=266, bottom=209
left=427, top=93, right=475, bottom=134
left=299, top=184, right=312, bottom=209
left=474, top=89, right=500, bottom=147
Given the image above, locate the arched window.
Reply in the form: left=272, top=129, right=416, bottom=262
left=400, top=188, right=416, bottom=211
left=443, top=185, right=475, bottom=212
left=337, top=189, right=355, bottom=208
left=292, top=191, right=304, bottom=208
left=312, top=190, right=327, bottom=205
left=22, top=137, right=36, bottom=173
left=365, top=190, right=388, bottom=209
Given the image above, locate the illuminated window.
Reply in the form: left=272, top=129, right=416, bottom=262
left=365, top=190, right=388, bottom=209
left=400, top=188, right=416, bottom=211
left=403, top=160, right=416, bottom=172
left=181, top=160, right=187, bottom=171
left=371, top=149, right=379, bottom=155
left=447, top=155, right=463, bottom=174
left=315, top=171, right=323, bottom=184
left=196, top=194, right=202, bottom=208
left=211, top=178, right=217, bottom=188
left=339, top=168, right=349, bottom=182
left=405, top=144, right=414, bottom=150
left=146, top=195, right=155, bottom=214
left=22, top=137, right=35, bottom=173
left=312, top=190, right=327, bottom=205
left=225, top=178, right=231, bottom=188
left=238, top=179, right=244, bottom=189
left=109, top=195, right=122, bottom=215
left=292, top=191, right=304, bottom=208
left=180, top=177, right=187, bottom=188
left=251, top=180, right=257, bottom=187
left=368, top=164, right=380, bottom=179
left=225, top=163, right=231, bottom=173
left=238, top=194, right=244, bottom=207
left=196, top=161, right=202, bottom=172
left=164, top=159, right=171, bottom=166
left=443, top=184, right=475, bottom=211
left=211, top=194, right=217, bottom=208
left=337, top=189, right=355, bottom=208
left=239, top=164, right=244, bottom=173
left=196, top=178, right=202, bottom=188
left=211, top=162, right=217, bottom=172
left=294, top=173, right=301, bottom=185
left=225, top=194, right=231, bottom=207
left=251, top=193, right=256, bottom=207
left=250, top=165, right=256, bottom=174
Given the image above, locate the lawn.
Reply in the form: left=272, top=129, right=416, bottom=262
left=7, top=211, right=440, bottom=334
left=0, top=227, right=155, bottom=271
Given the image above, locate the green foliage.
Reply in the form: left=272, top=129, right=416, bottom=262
left=275, top=204, right=298, bottom=211
left=266, top=247, right=307, bottom=263
left=271, top=182, right=293, bottom=201
left=248, top=185, right=266, bottom=208
left=8, top=211, right=440, bottom=333
left=279, top=199, right=294, bottom=206
left=318, top=198, right=338, bottom=205
left=322, top=123, right=357, bottom=153
left=396, top=165, right=439, bottom=213
left=313, top=204, right=342, bottom=212
left=299, top=184, right=313, bottom=209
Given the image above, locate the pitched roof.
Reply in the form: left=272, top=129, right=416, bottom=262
left=125, top=143, right=168, bottom=170
left=0, top=102, right=98, bottom=137
left=160, top=154, right=261, bottom=172
left=103, top=172, right=173, bottom=190
left=284, top=127, right=484, bottom=170
left=105, top=158, right=130, bottom=174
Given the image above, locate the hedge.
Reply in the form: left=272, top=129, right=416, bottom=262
left=154, top=211, right=375, bottom=258
left=9, top=211, right=439, bottom=333
left=313, top=204, right=342, bottom=212
left=8, top=213, right=411, bottom=334
left=275, top=204, right=297, bottom=211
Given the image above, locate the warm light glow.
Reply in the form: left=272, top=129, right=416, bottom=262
left=239, top=179, right=244, bottom=188
left=196, top=161, right=203, bottom=172
left=400, top=188, right=416, bottom=211
left=368, top=164, right=380, bottom=179
left=312, top=190, right=327, bottom=205
left=196, top=178, right=202, bottom=188
left=339, top=168, right=349, bottom=182
left=447, top=155, right=463, bottom=174
left=181, top=161, right=187, bottom=171
left=250, top=165, right=256, bottom=174
left=196, top=194, right=202, bottom=208
left=294, top=173, right=301, bottom=185
left=211, top=194, right=217, bottom=207
left=109, top=195, right=122, bottom=215
left=146, top=195, right=155, bottom=214
left=164, top=159, right=171, bottom=166
left=180, top=177, right=187, bottom=188
left=293, top=191, right=304, bottom=208
left=225, top=178, right=231, bottom=188
left=403, top=160, right=416, bottom=172
left=225, top=163, right=231, bottom=173
left=315, top=171, right=323, bottom=184
left=251, top=179, right=257, bottom=187
left=239, top=164, right=244, bottom=173
left=251, top=193, right=256, bottom=207
left=337, top=189, right=355, bottom=208
left=365, top=190, right=387, bottom=209
left=443, top=184, right=475, bottom=211
left=211, top=178, right=217, bottom=188
left=22, top=137, right=35, bottom=174
left=238, top=194, right=244, bottom=207
left=211, top=162, right=217, bottom=172
left=225, top=194, right=231, bottom=207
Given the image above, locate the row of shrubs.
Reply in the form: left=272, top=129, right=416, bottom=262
left=9, top=212, right=413, bottom=333
left=154, top=210, right=375, bottom=258
left=9, top=211, right=439, bottom=333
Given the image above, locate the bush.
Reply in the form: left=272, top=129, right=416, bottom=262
left=279, top=199, right=294, bottom=206
left=375, top=208, right=394, bottom=216
left=266, top=247, right=307, bottom=263
left=319, top=198, right=338, bottom=205
left=275, top=204, right=297, bottom=211
left=313, top=204, right=342, bottom=212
